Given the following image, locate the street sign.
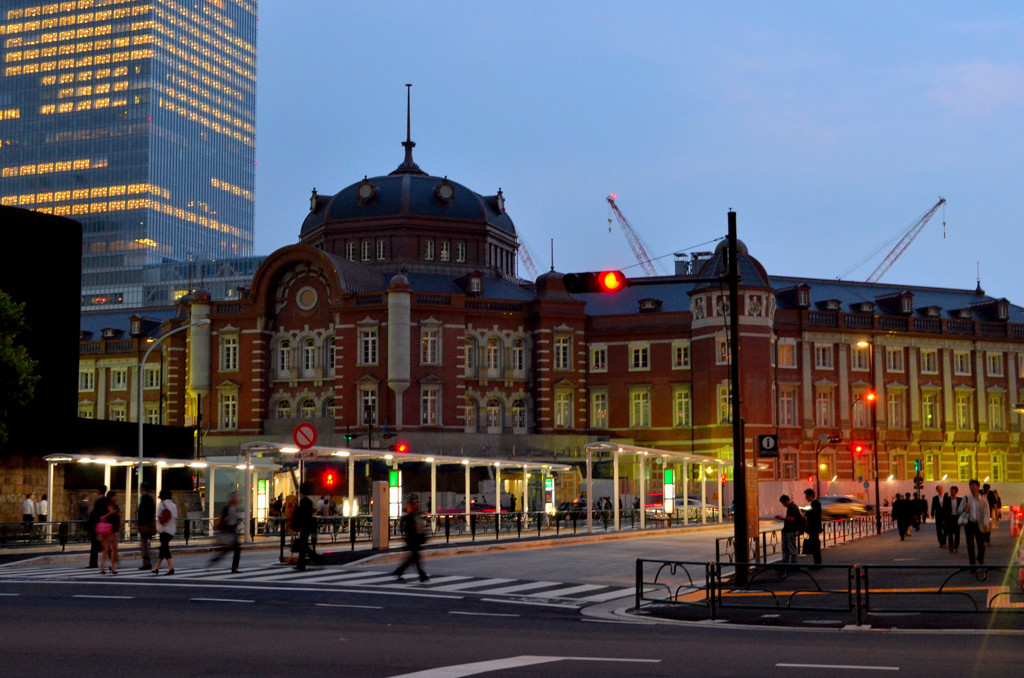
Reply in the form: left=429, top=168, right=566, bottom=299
left=293, top=422, right=317, bottom=449
left=296, top=449, right=318, bottom=460
left=757, top=434, right=779, bottom=458
left=863, top=481, right=870, bottom=489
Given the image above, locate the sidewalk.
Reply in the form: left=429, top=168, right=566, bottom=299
left=641, top=520, right=1024, bottom=630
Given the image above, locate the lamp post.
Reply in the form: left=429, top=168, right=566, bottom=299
left=137, top=319, right=211, bottom=506
left=857, top=339, right=883, bottom=535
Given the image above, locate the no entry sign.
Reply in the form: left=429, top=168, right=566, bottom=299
left=293, top=422, right=318, bottom=450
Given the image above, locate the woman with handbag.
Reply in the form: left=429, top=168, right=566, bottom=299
left=153, top=488, right=178, bottom=575
left=96, top=491, right=120, bottom=574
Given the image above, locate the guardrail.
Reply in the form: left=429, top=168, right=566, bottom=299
left=636, top=558, right=1024, bottom=626
left=714, top=513, right=896, bottom=564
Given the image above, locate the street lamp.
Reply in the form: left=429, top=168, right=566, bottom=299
left=815, top=433, right=842, bottom=499
left=857, top=339, right=882, bottom=535
left=137, top=319, right=211, bottom=507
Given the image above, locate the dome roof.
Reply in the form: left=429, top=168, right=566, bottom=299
left=691, top=237, right=771, bottom=290
left=300, top=172, right=516, bottom=237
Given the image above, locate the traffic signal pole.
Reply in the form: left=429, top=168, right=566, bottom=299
left=726, top=212, right=749, bottom=585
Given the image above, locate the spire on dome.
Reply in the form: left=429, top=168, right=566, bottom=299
left=390, top=83, right=426, bottom=176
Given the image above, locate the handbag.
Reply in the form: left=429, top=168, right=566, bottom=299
left=95, top=520, right=113, bottom=536
left=958, top=512, right=969, bottom=526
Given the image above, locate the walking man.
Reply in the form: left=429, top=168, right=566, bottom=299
left=292, top=483, right=316, bottom=571
left=394, top=497, right=429, bottom=582
left=137, top=482, right=156, bottom=570
left=208, top=491, right=241, bottom=573
left=931, top=485, right=947, bottom=548
left=945, top=486, right=963, bottom=553
left=803, top=489, right=823, bottom=566
left=775, top=494, right=803, bottom=575
left=21, top=493, right=35, bottom=534
left=963, top=479, right=990, bottom=565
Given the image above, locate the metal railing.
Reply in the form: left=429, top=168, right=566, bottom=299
left=636, top=558, right=1024, bottom=626
left=714, top=513, right=896, bottom=563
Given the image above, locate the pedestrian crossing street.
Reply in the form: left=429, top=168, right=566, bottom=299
left=0, top=562, right=638, bottom=605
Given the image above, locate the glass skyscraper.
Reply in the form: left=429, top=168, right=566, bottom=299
left=0, top=0, right=256, bottom=308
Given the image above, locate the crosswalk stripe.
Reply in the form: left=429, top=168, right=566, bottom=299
left=427, top=577, right=516, bottom=591
left=381, top=575, right=470, bottom=587
left=482, top=581, right=561, bottom=595
left=529, top=583, right=606, bottom=598
left=573, top=587, right=635, bottom=603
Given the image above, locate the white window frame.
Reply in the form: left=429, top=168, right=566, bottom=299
left=955, top=392, right=973, bottom=430
left=358, top=327, right=378, bottom=366
left=590, top=345, right=607, bottom=372
left=110, top=367, right=128, bottom=391
left=512, top=399, right=527, bottom=432
left=815, top=389, right=834, bottom=427
left=79, top=369, right=95, bottom=392
left=554, top=335, right=571, bottom=371
left=220, top=335, right=238, bottom=372
left=421, top=386, right=440, bottom=426
left=922, top=392, right=940, bottom=429
left=324, top=338, right=335, bottom=376
left=277, top=339, right=292, bottom=374
left=629, top=388, right=651, bottom=429
left=361, top=241, right=371, bottom=261
left=486, top=399, right=502, bottom=432
left=779, top=386, right=798, bottom=427
left=887, top=389, right=906, bottom=428
left=510, top=339, right=525, bottom=372
left=346, top=241, right=356, bottom=261
left=673, top=387, right=691, bottom=427
left=376, top=239, right=386, bottom=261
left=554, top=390, right=572, bottom=428
left=358, top=385, right=377, bottom=426
left=439, top=241, right=450, bottom=261
left=988, top=393, right=1004, bottom=430
left=424, top=240, right=434, bottom=261
left=143, top=364, right=161, bottom=389
left=629, top=342, right=650, bottom=371
left=672, top=340, right=690, bottom=369
left=276, top=399, right=292, bottom=419
left=420, top=326, right=440, bottom=365
left=299, top=398, right=316, bottom=419
left=716, top=336, right=731, bottom=365
left=920, top=349, right=938, bottom=374
left=220, top=392, right=237, bottom=430
left=302, top=338, right=318, bottom=376
left=591, top=390, right=608, bottom=428
left=78, top=403, right=95, bottom=419
left=885, top=347, right=904, bottom=373
left=109, top=403, right=127, bottom=422
left=987, top=352, right=1004, bottom=377
left=456, top=242, right=466, bottom=262
left=953, top=350, right=971, bottom=376
left=814, top=343, right=834, bottom=370
left=718, top=386, right=732, bottom=424
left=850, top=344, right=869, bottom=371
left=485, top=337, right=501, bottom=372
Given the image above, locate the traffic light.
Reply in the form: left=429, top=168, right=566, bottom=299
left=391, top=441, right=410, bottom=454
left=914, top=459, right=921, bottom=472
left=562, top=270, right=628, bottom=294
left=849, top=442, right=865, bottom=455
left=343, top=426, right=359, bottom=442
left=324, top=471, right=336, bottom=487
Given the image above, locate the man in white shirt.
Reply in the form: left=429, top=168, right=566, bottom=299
left=963, top=479, right=990, bottom=565
left=37, top=494, right=48, bottom=523
left=22, top=493, right=34, bottom=533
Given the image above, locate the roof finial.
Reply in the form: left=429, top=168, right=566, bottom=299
left=390, top=83, right=425, bottom=175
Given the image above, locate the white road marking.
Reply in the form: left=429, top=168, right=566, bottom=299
left=191, top=597, right=254, bottom=603
left=0, top=592, right=19, bottom=596
left=776, top=663, right=898, bottom=671
left=72, top=594, right=133, bottom=599
left=531, top=583, right=605, bottom=598
left=479, top=598, right=580, bottom=608
left=574, top=587, right=636, bottom=603
left=428, top=577, right=516, bottom=591
left=481, top=581, right=561, bottom=595
left=448, top=611, right=520, bottom=618
left=386, top=654, right=661, bottom=678
left=316, top=603, right=383, bottom=610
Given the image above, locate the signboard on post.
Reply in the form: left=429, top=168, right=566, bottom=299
left=757, top=434, right=778, bottom=458
left=293, top=422, right=317, bottom=450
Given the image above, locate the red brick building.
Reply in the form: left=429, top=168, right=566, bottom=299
left=78, top=137, right=1024, bottom=491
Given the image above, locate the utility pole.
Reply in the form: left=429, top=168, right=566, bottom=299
left=727, top=211, right=749, bottom=585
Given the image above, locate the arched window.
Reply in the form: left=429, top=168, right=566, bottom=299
left=465, top=398, right=479, bottom=433
left=322, top=398, right=335, bottom=419
left=486, top=398, right=502, bottom=431
left=276, top=399, right=292, bottom=419
left=485, top=337, right=501, bottom=372
left=465, top=337, right=478, bottom=375
left=300, top=398, right=316, bottom=419
left=277, top=339, right=292, bottom=375
left=302, top=338, right=317, bottom=376
left=512, top=399, right=527, bottom=431
left=511, top=339, right=525, bottom=372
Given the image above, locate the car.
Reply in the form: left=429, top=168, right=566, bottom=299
left=554, top=500, right=590, bottom=521
left=673, top=496, right=720, bottom=520
left=805, top=495, right=872, bottom=519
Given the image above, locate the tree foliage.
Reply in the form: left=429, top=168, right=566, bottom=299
left=0, top=289, right=39, bottom=444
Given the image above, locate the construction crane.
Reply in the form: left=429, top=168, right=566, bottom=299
left=865, top=197, right=946, bottom=283
left=517, top=237, right=540, bottom=279
left=606, top=193, right=661, bottom=276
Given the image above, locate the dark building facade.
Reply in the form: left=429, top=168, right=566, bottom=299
left=0, top=0, right=257, bottom=309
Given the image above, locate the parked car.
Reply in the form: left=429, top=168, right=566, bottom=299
left=555, top=500, right=590, bottom=521
left=804, top=495, right=872, bottom=519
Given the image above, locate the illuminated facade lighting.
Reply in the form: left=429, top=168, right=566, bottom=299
left=0, top=1, right=256, bottom=309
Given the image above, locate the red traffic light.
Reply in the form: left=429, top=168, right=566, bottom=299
left=324, top=471, right=336, bottom=486
left=562, top=270, right=629, bottom=294
left=392, top=441, right=409, bottom=453
left=849, top=443, right=864, bottom=454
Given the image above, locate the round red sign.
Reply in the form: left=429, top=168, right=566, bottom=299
left=293, top=422, right=318, bottom=450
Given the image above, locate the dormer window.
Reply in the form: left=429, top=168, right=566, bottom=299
left=920, top=306, right=941, bottom=318
left=130, top=318, right=141, bottom=336
left=102, top=328, right=117, bottom=339
left=955, top=308, right=972, bottom=319
left=900, top=292, right=913, bottom=314
left=638, top=298, right=663, bottom=313
left=797, top=289, right=810, bottom=308
left=855, top=302, right=874, bottom=313
left=468, top=273, right=483, bottom=295
left=825, top=299, right=840, bottom=311
left=997, top=300, right=1009, bottom=320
